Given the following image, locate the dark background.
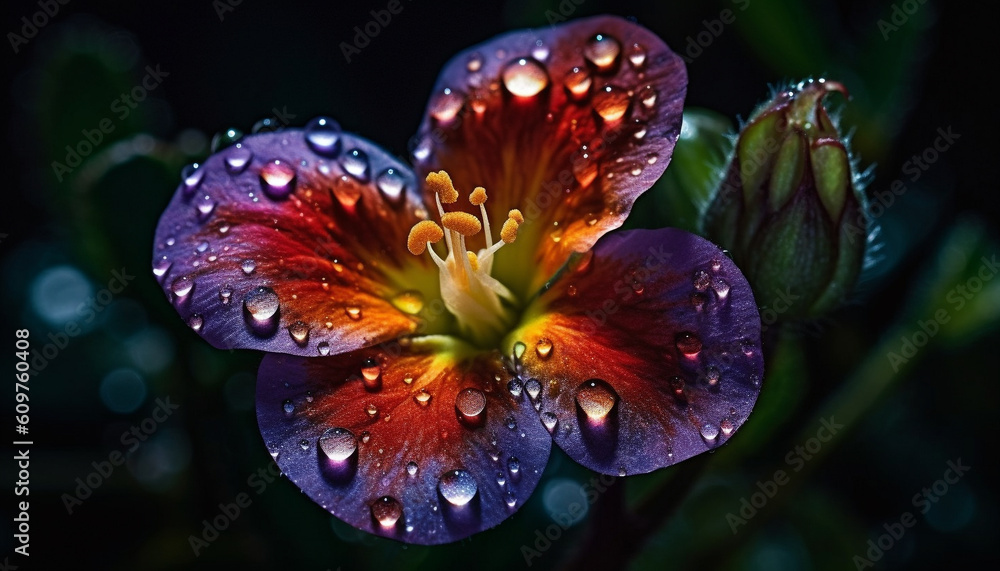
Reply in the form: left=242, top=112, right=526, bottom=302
left=2, top=0, right=998, bottom=569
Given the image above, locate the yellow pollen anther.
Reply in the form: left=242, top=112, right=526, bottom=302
left=508, top=209, right=524, bottom=224
left=500, top=218, right=520, bottom=244
left=441, top=212, right=482, bottom=236
left=467, top=251, right=480, bottom=271
left=407, top=220, right=444, bottom=255
left=426, top=170, right=458, bottom=204
left=469, top=186, right=487, bottom=206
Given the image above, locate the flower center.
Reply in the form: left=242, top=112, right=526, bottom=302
left=407, top=170, right=523, bottom=347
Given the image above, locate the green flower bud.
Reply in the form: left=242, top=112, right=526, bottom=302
left=703, top=79, right=869, bottom=319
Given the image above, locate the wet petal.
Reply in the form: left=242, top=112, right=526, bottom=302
left=508, top=229, right=763, bottom=475
left=153, top=124, right=442, bottom=357
left=256, top=337, right=551, bottom=544
left=412, top=15, right=686, bottom=298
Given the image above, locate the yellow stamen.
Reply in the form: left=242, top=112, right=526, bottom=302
left=508, top=209, right=524, bottom=224
left=467, top=251, right=480, bottom=271
left=500, top=218, right=520, bottom=244
left=426, top=170, right=458, bottom=204
left=407, top=220, right=444, bottom=255
left=469, top=186, right=487, bottom=206
left=441, top=212, right=482, bottom=236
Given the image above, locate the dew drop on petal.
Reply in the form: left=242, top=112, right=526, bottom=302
left=741, top=339, right=756, bottom=356
left=319, top=427, right=357, bottom=461
left=361, top=358, right=381, bottom=385
left=705, top=366, right=720, bottom=387
left=668, top=376, right=685, bottom=396
left=430, top=88, right=465, bottom=122
left=243, top=287, right=279, bottom=320
left=187, top=313, right=203, bottom=331
left=371, top=496, right=403, bottom=527
left=593, top=85, right=630, bottom=122
left=317, top=341, right=330, bottom=356
left=507, top=379, right=523, bottom=397
left=501, top=58, right=549, bottom=97
left=638, top=84, right=657, bottom=109
left=584, top=33, right=621, bottom=71
left=414, top=388, right=432, bottom=407
left=181, top=163, right=204, bottom=194
left=496, top=472, right=506, bottom=486
left=345, top=306, right=362, bottom=320
left=153, top=257, right=172, bottom=278
left=288, top=320, right=309, bottom=344
left=171, top=276, right=193, bottom=298
left=541, top=411, right=557, bottom=431
left=720, top=419, right=735, bottom=436
left=240, top=258, right=257, bottom=275
left=690, top=292, right=708, bottom=312
left=366, top=403, right=378, bottom=418
left=341, top=148, right=370, bottom=181
left=376, top=168, right=407, bottom=203
left=406, top=461, right=419, bottom=476
left=563, top=66, right=592, bottom=99
left=438, top=470, right=477, bottom=506
left=304, top=116, right=341, bottom=157
left=524, top=378, right=542, bottom=400
left=535, top=338, right=553, bottom=360
left=260, top=160, right=296, bottom=199
left=391, top=291, right=424, bottom=314
left=466, top=53, right=483, bottom=72
left=693, top=270, right=710, bottom=291
left=455, top=388, right=487, bottom=417
left=700, top=423, right=719, bottom=441
left=513, top=341, right=527, bottom=360
left=675, top=332, right=702, bottom=357
left=219, top=285, right=233, bottom=305
left=224, top=144, right=253, bottom=174
left=712, top=277, right=731, bottom=299
left=627, top=42, right=646, bottom=67
left=576, top=379, right=617, bottom=420
left=507, top=457, right=520, bottom=474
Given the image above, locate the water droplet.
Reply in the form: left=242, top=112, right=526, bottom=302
left=584, top=33, right=621, bottom=71
left=618, top=466, right=627, bottom=477
left=501, top=58, right=549, bottom=97
left=507, top=379, right=523, bottom=397
left=563, top=66, right=592, bottom=99
left=506, top=416, right=517, bottom=430
left=171, top=276, right=193, bottom=298
left=711, top=258, right=722, bottom=272
left=693, top=270, right=710, bottom=291
left=626, top=42, right=646, bottom=67
left=376, top=168, right=407, bottom=202
left=524, top=378, right=542, bottom=400
left=402, top=373, right=414, bottom=385
left=675, top=332, right=702, bottom=357
left=705, top=366, right=720, bottom=387
left=572, top=151, right=598, bottom=186
left=181, top=163, right=204, bottom=194
left=319, top=427, right=357, bottom=461
left=567, top=284, right=578, bottom=297
left=505, top=492, right=517, bottom=507
left=240, top=258, right=257, bottom=275
left=391, top=291, right=424, bottom=314
left=345, top=306, right=362, bottom=320
left=700, top=423, right=719, bottom=441
left=306, top=392, right=314, bottom=403
left=406, top=461, right=419, bottom=476
left=288, top=321, right=310, bottom=344
left=593, top=85, right=630, bottom=121
left=414, top=388, right=432, bottom=407
left=535, top=338, right=553, bottom=359
left=532, top=40, right=550, bottom=61
left=197, top=195, right=216, bottom=218
left=224, top=144, right=253, bottom=174
left=318, top=341, right=330, bottom=356
left=741, top=339, right=755, bottom=356
left=466, top=53, right=483, bottom=72
left=438, top=469, right=477, bottom=506
left=366, top=403, right=378, bottom=418
left=304, top=116, right=341, bottom=157
left=646, top=153, right=658, bottom=165
left=211, top=128, right=243, bottom=152
left=638, top=85, right=657, bottom=108
left=513, top=341, right=526, bottom=360
left=712, top=277, right=731, bottom=299
left=244, top=287, right=279, bottom=320
left=507, top=457, right=520, bottom=474
left=576, top=379, right=617, bottom=420
left=219, top=285, right=233, bottom=304
left=281, top=399, right=294, bottom=415
left=195, top=241, right=209, bottom=253
left=361, top=358, right=381, bottom=386
left=720, top=419, right=735, bottom=436
left=341, top=148, right=369, bottom=181
left=541, top=411, right=557, bottom=430
left=690, top=292, right=708, bottom=312
left=496, top=472, right=506, bottom=486
left=153, top=257, right=172, bottom=278
left=360, top=431, right=371, bottom=444
left=669, top=376, right=685, bottom=396
left=260, top=160, right=296, bottom=199
left=455, top=388, right=487, bottom=417
left=187, top=313, right=203, bottom=331
left=430, top=88, right=465, bottom=122
left=371, top=496, right=403, bottom=527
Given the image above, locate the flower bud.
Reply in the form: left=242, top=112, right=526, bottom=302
left=703, top=79, right=869, bottom=318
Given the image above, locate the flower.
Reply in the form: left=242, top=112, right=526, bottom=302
left=703, top=79, right=869, bottom=318
left=153, top=16, right=764, bottom=544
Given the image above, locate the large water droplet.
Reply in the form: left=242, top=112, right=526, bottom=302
left=712, top=277, right=731, bottom=299
left=341, top=148, right=369, bottom=181
left=637, top=85, right=657, bottom=109
left=593, top=85, right=630, bottom=121
left=319, top=427, right=357, bottom=461
left=430, top=88, right=465, bottom=122
left=288, top=320, right=310, bottom=344
left=376, top=168, right=407, bottom=203
left=438, top=469, right=477, bottom=506
left=575, top=379, right=617, bottom=420
left=318, top=341, right=331, bottom=355
left=225, top=144, right=253, bottom=174
left=153, top=256, right=172, bottom=278
left=541, top=411, right=557, bottom=431
left=414, top=388, right=432, bottom=407
left=524, top=378, right=542, bottom=400
left=626, top=42, right=646, bottom=67
left=244, top=286, right=279, bottom=320
left=720, top=418, right=735, bottom=436
left=406, top=461, right=419, bottom=476
left=240, top=258, right=257, bottom=275
left=584, top=33, right=621, bottom=71
left=501, top=58, right=549, bottom=97
left=171, top=276, right=193, bottom=298
left=535, top=338, right=553, bottom=360
left=455, top=388, right=487, bottom=417
left=282, top=399, right=294, bottom=414
left=187, top=313, right=203, bottom=331
left=181, top=163, right=204, bottom=194
left=700, top=423, right=719, bottom=441
left=304, top=116, right=341, bottom=157
left=371, top=496, right=403, bottom=527
left=361, top=358, right=381, bottom=390
left=507, top=379, right=523, bottom=397
left=507, top=457, right=520, bottom=474
left=197, top=195, right=216, bottom=218
left=675, top=332, right=702, bottom=357
left=563, top=66, right=592, bottom=99
left=260, top=160, right=296, bottom=199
